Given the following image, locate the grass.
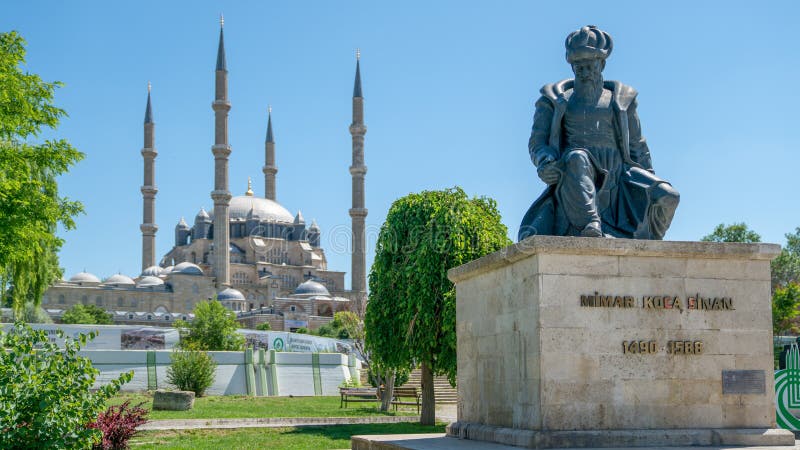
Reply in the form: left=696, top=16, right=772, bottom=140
left=130, top=423, right=446, bottom=449
left=109, top=393, right=417, bottom=420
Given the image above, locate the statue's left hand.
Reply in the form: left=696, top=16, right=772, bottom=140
left=537, top=161, right=561, bottom=185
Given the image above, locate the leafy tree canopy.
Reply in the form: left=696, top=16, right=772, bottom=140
left=773, top=227, right=800, bottom=290
left=315, top=311, right=361, bottom=339
left=0, top=322, right=130, bottom=448
left=0, top=31, right=84, bottom=314
left=366, top=187, right=510, bottom=385
left=701, top=222, right=761, bottom=243
left=176, top=300, right=244, bottom=351
left=62, top=304, right=113, bottom=325
left=773, top=283, right=800, bottom=336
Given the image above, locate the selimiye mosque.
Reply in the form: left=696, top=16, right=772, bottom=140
left=43, top=18, right=369, bottom=331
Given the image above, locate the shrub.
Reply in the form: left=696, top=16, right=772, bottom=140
left=88, top=400, right=148, bottom=450
left=255, top=322, right=271, bottom=331
left=295, top=327, right=309, bottom=334
left=62, top=304, right=113, bottom=325
left=166, top=348, right=217, bottom=397
left=339, top=376, right=361, bottom=388
left=176, top=300, right=244, bottom=351
left=0, top=322, right=131, bottom=449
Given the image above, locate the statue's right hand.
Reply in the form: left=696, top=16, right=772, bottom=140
left=537, top=162, right=561, bottom=185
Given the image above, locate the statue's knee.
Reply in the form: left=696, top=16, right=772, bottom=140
left=654, top=183, right=680, bottom=209
left=564, top=150, right=590, bottom=173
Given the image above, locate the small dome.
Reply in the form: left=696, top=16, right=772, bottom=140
left=69, top=272, right=101, bottom=284
left=141, top=265, right=164, bottom=277
left=172, top=262, right=204, bottom=276
left=309, top=219, right=320, bottom=231
left=195, top=207, right=211, bottom=222
left=294, top=279, right=330, bottom=296
left=217, top=287, right=245, bottom=301
left=176, top=217, right=190, bottom=230
left=162, top=265, right=174, bottom=275
left=293, top=210, right=305, bottom=224
left=104, top=274, right=136, bottom=286
left=137, top=276, right=164, bottom=287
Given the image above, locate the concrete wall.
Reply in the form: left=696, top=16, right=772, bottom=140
left=83, top=350, right=360, bottom=396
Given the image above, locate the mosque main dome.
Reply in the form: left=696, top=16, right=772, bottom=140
left=213, top=195, right=294, bottom=223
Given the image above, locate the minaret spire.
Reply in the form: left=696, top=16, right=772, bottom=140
left=349, top=49, right=368, bottom=314
left=263, top=105, right=277, bottom=201
left=211, top=17, right=232, bottom=288
left=141, top=82, right=158, bottom=271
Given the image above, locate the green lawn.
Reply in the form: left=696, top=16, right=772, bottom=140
left=131, top=423, right=446, bottom=449
left=110, top=393, right=417, bottom=420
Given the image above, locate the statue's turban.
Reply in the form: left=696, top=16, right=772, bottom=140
left=565, top=25, right=613, bottom=63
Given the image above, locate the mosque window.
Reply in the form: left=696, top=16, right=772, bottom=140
left=192, top=284, right=199, bottom=294
left=130, top=298, right=138, bottom=308
left=191, top=252, right=197, bottom=263
left=147, top=315, right=152, bottom=320
left=232, top=272, right=249, bottom=286
left=164, top=315, right=171, bottom=321
left=81, top=295, right=88, bottom=305
left=117, top=297, right=124, bottom=307
left=128, top=314, right=134, bottom=320
left=42, top=296, right=49, bottom=305
left=95, top=297, right=103, bottom=306
left=290, top=305, right=296, bottom=312
left=185, top=300, right=193, bottom=311
left=58, top=295, right=65, bottom=305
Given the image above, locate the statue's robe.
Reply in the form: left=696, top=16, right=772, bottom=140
left=519, top=79, right=679, bottom=241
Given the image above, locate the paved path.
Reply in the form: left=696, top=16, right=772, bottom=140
left=140, top=415, right=419, bottom=431
left=141, top=403, right=455, bottom=431
left=352, top=434, right=800, bottom=450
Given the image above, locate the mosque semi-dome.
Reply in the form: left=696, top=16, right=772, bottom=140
left=217, top=287, right=246, bottom=301
left=294, top=279, right=330, bottom=297
left=69, top=272, right=101, bottom=284
left=172, top=262, right=204, bottom=276
left=141, top=265, right=164, bottom=277
left=137, top=276, right=165, bottom=287
left=214, top=195, right=294, bottom=223
left=104, top=274, right=136, bottom=286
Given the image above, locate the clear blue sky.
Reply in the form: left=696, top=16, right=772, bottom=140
left=3, top=1, right=798, bottom=287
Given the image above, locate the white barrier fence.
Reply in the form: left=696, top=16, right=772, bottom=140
left=83, top=349, right=361, bottom=396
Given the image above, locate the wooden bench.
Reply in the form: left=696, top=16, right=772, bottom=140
left=391, top=387, right=421, bottom=413
left=339, top=387, right=380, bottom=408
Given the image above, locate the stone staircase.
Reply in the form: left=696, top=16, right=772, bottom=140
left=399, top=368, right=457, bottom=404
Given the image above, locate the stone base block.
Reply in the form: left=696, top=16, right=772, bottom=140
left=152, top=389, right=195, bottom=411
left=446, top=422, right=796, bottom=448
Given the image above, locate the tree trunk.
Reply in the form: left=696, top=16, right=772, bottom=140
left=380, top=369, right=395, bottom=412
left=420, top=362, right=435, bottom=425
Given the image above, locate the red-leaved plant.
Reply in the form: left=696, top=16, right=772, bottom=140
left=88, top=400, right=149, bottom=449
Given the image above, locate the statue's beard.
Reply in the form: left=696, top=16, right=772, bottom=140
left=574, top=74, right=603, bottom=101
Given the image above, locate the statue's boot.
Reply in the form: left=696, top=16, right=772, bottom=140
left=580, top=221, right=603, bottom=237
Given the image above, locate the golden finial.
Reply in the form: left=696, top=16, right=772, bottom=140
left=245, top=176, right=253, bottom=196
left=147, top=81, right=151, bottom=93
left=356, top=48, right=361, bottom=60
left=220, top=13, right=224, bottom=28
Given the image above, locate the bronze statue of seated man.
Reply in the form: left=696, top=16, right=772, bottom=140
left=519, top=25, right=679, bottom=241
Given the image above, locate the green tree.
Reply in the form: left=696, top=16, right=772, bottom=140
left=61, top=304, right=113, bottom=325
left=773, top=283, right=800, bottom=336
left=366, top=187, right=511, bottom=424
left=701, top=222, right=761, bottom=243
left=0, top=322, right=130, bottom=448
left=316, top=311, right=360, bottom=339
left=0, top=31, right=84, bottom=315
left=176, top=300, right=244, bottom=351
left=166, top=348, right=217, bottom=397
left=255, top=321, right=271, bottom=331
left=772, top=227, right=800, bottom=290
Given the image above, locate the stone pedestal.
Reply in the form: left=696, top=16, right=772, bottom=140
left=446, top=236, right=794, bottom=448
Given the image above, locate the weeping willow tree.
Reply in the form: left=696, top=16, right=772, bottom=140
left=0, top=31, right=84, bottom=315
left=366, top=187, right=510, bottom=425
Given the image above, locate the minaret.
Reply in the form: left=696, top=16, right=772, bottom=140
left=349, top=49, right=368, bottom=310
left=140, top=82, right=158, bottom=271
left=263, top=106, right=277, bottom=201
left=211, top=15, right=232, bottom=288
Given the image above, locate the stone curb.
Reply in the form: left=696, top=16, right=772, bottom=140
left=139, top=415, right=419, bottom=431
